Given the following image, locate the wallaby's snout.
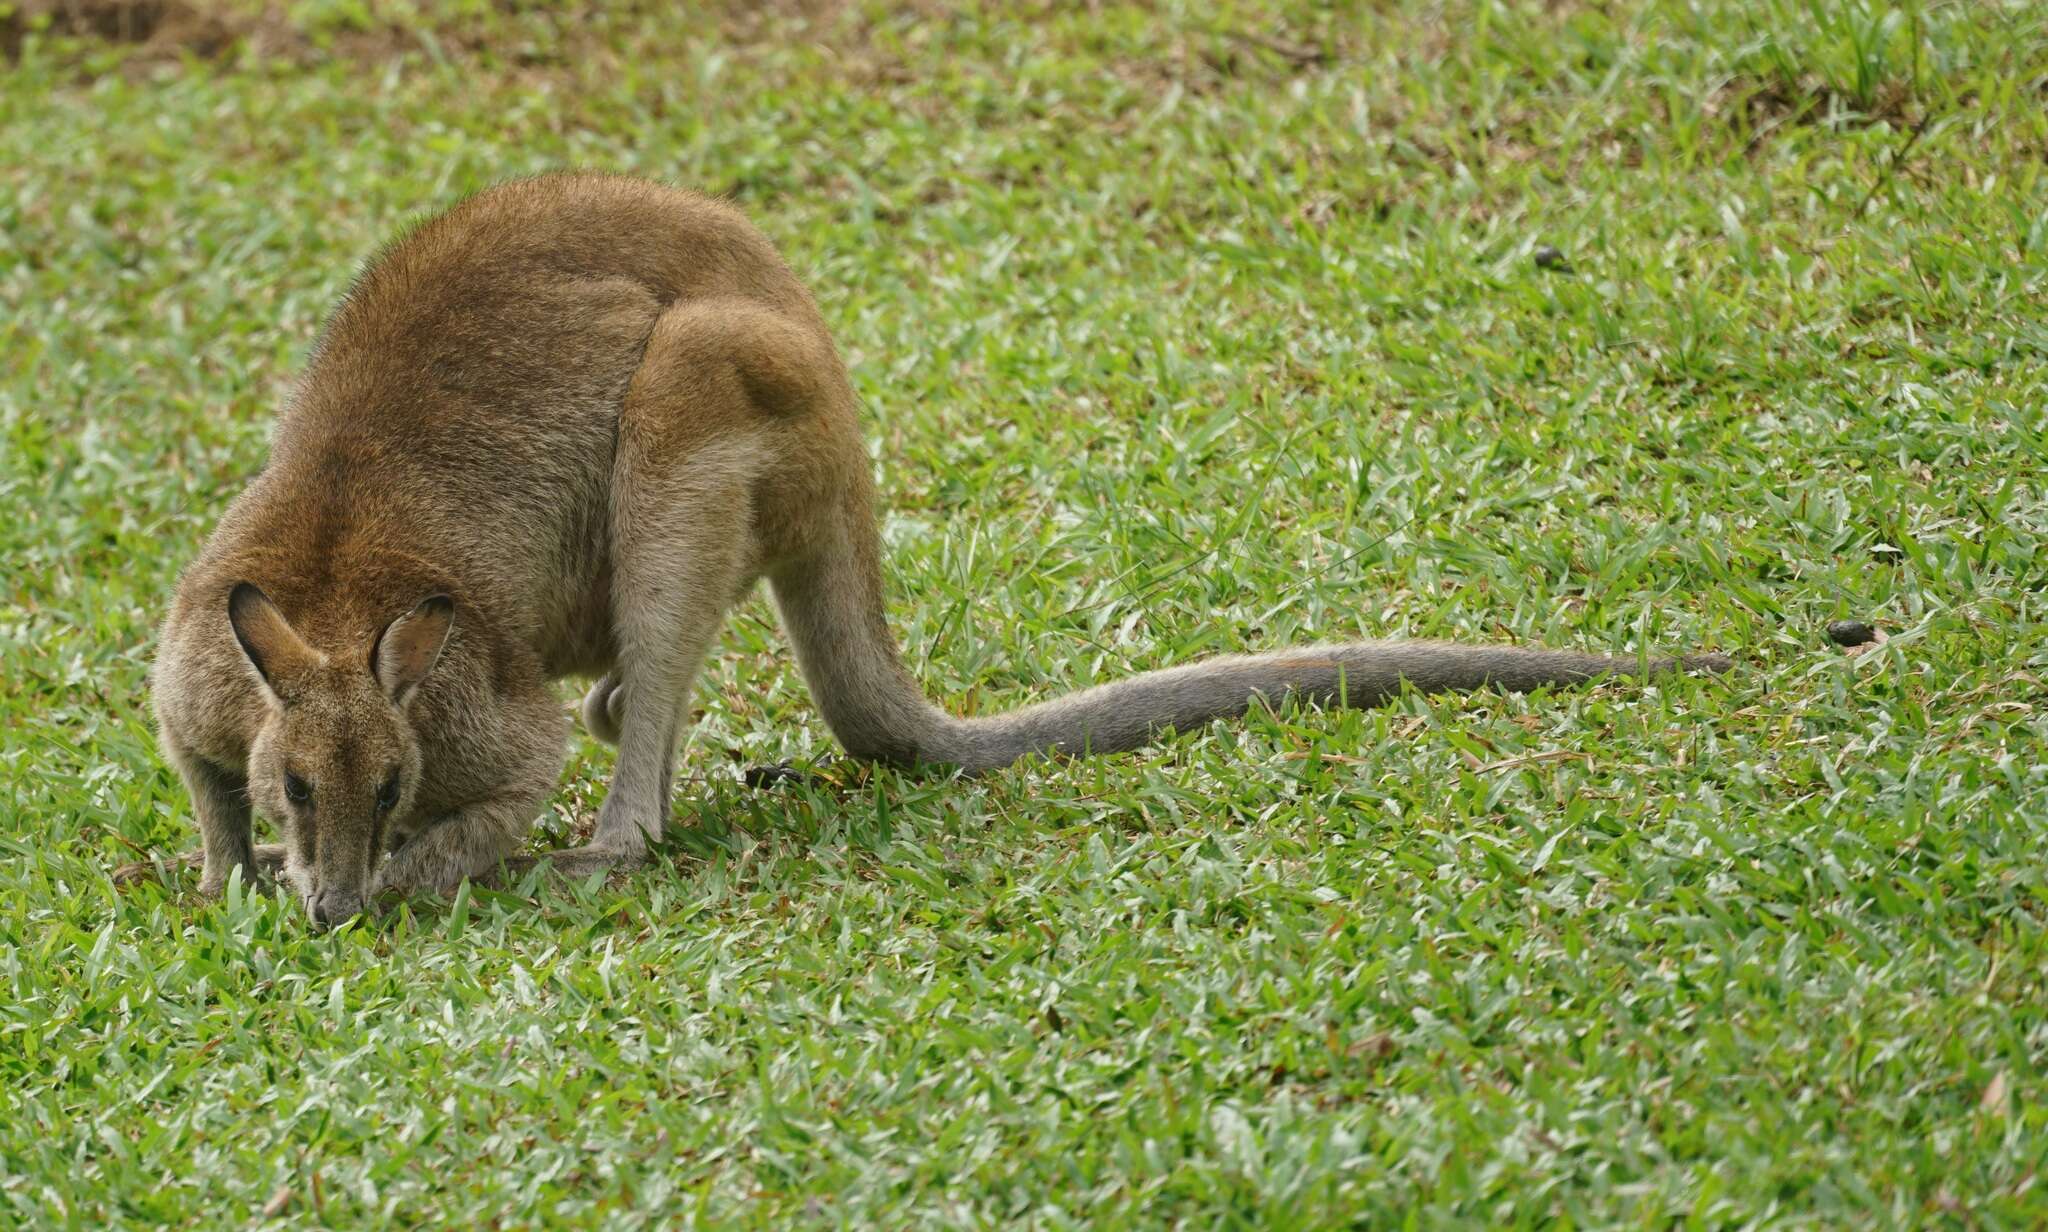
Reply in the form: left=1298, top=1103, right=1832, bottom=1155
left=301, top=805, right=380, bottom=930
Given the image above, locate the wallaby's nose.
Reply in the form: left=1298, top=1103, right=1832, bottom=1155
left=309, top=889, right=363, bottom=927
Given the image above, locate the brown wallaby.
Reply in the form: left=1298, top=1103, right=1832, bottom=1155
left=150, top=173, right=1731, bottom=926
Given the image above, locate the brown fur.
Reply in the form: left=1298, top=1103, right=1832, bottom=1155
left=151, top=173, right=1732, bottom=925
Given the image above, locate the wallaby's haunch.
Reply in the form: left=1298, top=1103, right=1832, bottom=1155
left=152, top=173, right=1731, bottom=926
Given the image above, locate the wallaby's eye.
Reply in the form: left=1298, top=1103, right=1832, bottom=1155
left=376, top=769, right=401, bottom=813
left=283, top=772, right=312, bottom=806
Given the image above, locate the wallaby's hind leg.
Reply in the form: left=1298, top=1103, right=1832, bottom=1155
left=567, top=512, right=747, bottom=874
left=543, top=302, right=771, bottom=880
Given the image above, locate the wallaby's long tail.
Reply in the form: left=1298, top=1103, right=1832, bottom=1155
left=762, top=514, right=1732, bottom=776
left=915, top=641, right=1728, bottom=772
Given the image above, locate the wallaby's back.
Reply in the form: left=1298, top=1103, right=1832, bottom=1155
left=164, top=176, right=834, bottom=703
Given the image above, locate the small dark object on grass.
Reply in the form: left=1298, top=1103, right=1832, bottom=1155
left=1827, top=620, right=1877, bottom=648
left=1533, top=245, right=1572, bottom=273
left=744, top=762, right=810, bottom=789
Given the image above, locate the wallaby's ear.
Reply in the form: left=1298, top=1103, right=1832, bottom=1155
left=227, top=583, right=319, bottom=700
left=371, top=594, right=455, bottom=705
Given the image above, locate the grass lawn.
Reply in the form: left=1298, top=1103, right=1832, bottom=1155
left=4, top=0, right=2047, bottom=1225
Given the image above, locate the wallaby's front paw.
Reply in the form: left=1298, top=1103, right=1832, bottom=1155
left=123, top=846, right=286, bottom=893
left=116, top=848, right=204, bottom=887
left=369, top=863, right=450, bottom=901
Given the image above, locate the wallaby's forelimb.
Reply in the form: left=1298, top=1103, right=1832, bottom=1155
left=116, top=843, right=287, bottom=887
left=370, top=793, right=550, bottom=898
left=167, top=746, right=257, bottom=895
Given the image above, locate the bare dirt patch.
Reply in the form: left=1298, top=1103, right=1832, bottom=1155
left=2, top=0, right=237, bottom=60
left=1, top=0, right=866, bottom=66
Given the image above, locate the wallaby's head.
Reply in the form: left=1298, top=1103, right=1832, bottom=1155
left=226, top=583, right=454, bottom=926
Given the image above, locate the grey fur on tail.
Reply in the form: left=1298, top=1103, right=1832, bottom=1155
left=912, top=641, right=1732, bottom=774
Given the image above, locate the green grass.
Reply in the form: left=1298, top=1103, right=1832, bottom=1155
left=4, top=0, right=2047, bottom=1225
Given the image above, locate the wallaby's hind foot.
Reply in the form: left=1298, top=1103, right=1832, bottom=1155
left=581, top=674, right=625, bottom=744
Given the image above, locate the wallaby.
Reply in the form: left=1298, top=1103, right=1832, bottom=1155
left=150, top=173, right=1731, bottom=926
